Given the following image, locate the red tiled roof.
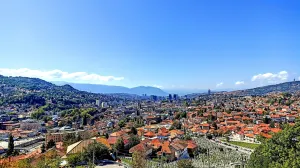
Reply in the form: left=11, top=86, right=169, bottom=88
left=270, top=128, right=281, bottom=133
left=161, top=141, right=172, bottom=154
left=107, top=136, right=118, bottom=145
left=129, top=143, right=151, bottom=153
left=186, top=141, right=197, bottom=149
left=260, top=133, right=272, bottom=139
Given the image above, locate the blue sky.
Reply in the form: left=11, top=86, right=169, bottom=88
left=0, top=0, right=299, bottom=91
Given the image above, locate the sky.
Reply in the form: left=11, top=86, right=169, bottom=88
left=0, top=0, right=299, bottom=92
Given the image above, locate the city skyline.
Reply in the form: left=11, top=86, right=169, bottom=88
left=0, top=0, right=299, bottom=90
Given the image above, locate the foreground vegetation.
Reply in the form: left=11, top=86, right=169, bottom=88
left=248, top=123, right=300, bottom=168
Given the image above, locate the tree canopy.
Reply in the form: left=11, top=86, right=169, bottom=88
left=248, top=123, right=300, bottom=168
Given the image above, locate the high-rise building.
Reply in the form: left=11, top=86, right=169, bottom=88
left=96, top=100, right=100, bottom=106
left=150, top=95, right=158, bottom=101
left=101, top=102, right=108, bottom=108
left=208, top=89, right=211, bottom=95
left=173, top=94, right=179, bottom=101
left=168, top=94, right=172, bottom=101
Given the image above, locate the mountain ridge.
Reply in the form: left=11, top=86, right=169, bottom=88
left=229, top=81, right=300, bottom=96
left=52, top=82, right=168, bottom=96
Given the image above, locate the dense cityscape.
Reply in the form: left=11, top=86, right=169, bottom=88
left=1, top=1, right=299, bottom=167
left=0, top=75, right=299, bottom=167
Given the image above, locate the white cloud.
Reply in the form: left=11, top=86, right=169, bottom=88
left=153, top=85, right=163, bottom=89
left=216, top=82, right=223, bottom=88
left=0, top=68, right=124, bottom=84
left=251, top=71, right=288, bottom=83
left=235, top=81, right=245, bottom=85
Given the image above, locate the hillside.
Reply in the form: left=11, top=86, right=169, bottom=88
left=0, top=75, right=126, bottom=113
left=230, top=81, right=300, bottom=96
left=52, top=82, right=168, bottom=96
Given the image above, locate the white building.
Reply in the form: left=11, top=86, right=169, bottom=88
left=96, top=100, right=101, bottom=106
left=101, top=102, right=108, bottom=108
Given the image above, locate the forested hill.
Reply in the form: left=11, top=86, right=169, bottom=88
left=230, top=81, right=300, bottom=96
left=0, top=75, right=123, bottom=112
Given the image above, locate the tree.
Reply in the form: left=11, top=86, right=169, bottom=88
left=105, top=133, right=109, bottom=139
left=270, top=120, right=275, bottom=128
left=170, top=120, right=182, bottom=130
left=225, top=136, right=230, bottom=142
left=118, top=120, right=126, bottom=128
left=6, top=134, right=14, bottom=156
left=63, top=133, right=77, bottom=147
left=248, top=123, right=300, bottom=168
left=175, top=113, right=181, bottom=119
left=67, top=153, right=84, bottom=166
left=82, top=114, right=88, bottom=126
left=180, top=112, right=187, bottom=118
left=206, top=134, right=213, bottom=140
left=128, top=135, right=140, bottom=149
left=177, top=159, right=194, bottom=168
left=131, top=127, right=138, bottom=135
left=83, top=143, right=111, bottom=162
left=263, top=117, right=271, bottom=124
left=35, top=150, right=61, bottom=168
left=16, top=158, right=31, bottom=168
left=76, top=134, right=82, bottom=142
left=212, top=122, right=218, bottom=130
left=182, top=134, right=192, bottom=141
left=41, top=143, right=46, bottom=153
left=132, top=150, right=146, bottom=168
left=46, top=139, right=56, bottom=149
left=114, top=137, right=125, bottom=153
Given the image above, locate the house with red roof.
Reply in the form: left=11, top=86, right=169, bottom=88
left=129, top=143, right=152, bottom=156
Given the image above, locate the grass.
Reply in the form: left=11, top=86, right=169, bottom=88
left=226, top=141, right=260, bottom=149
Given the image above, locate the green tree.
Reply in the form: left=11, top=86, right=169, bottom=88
left=6, top=134, right=14, bottom=156
left=105, top=133, right=109, bottom=139
left=35, top=150, right=61, bottom=168
left=263, top=117, right=271, bottom=124
left=41, top=143, right=46, bottom=153
left=128, top=135, right=140, bottom=149
left=212, top=122, right=218, bottom=130
left=132, top=149, right=146, bottom=168
left=270, top=120, right=275, bottom=128
left=67, top=153, right=84, bottom=166
left=206, top=134, right=213, bottom=140
left=118, top=120, right=126, bottom=128
left=83, top=143, right=110, bottom=162
left=16, top=158, right=32, bottom=168
left=170, top=120, right=182, bottom=130
left=182, top=134, right=192, bottom=140
left=82, top=114, right=88, bottom=126
left=46, top=139, right=56, bottom=149
left=177, top=159, right=194, bottom=168
left=114, top=137, right=125, bottom=153
left=248, top=123, right=300, bottom=168
left=131, top=127, right=138, bottom=135
left=180, top=112, right=187, bottom=118
left=225, top=136, right=230, bottom=142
